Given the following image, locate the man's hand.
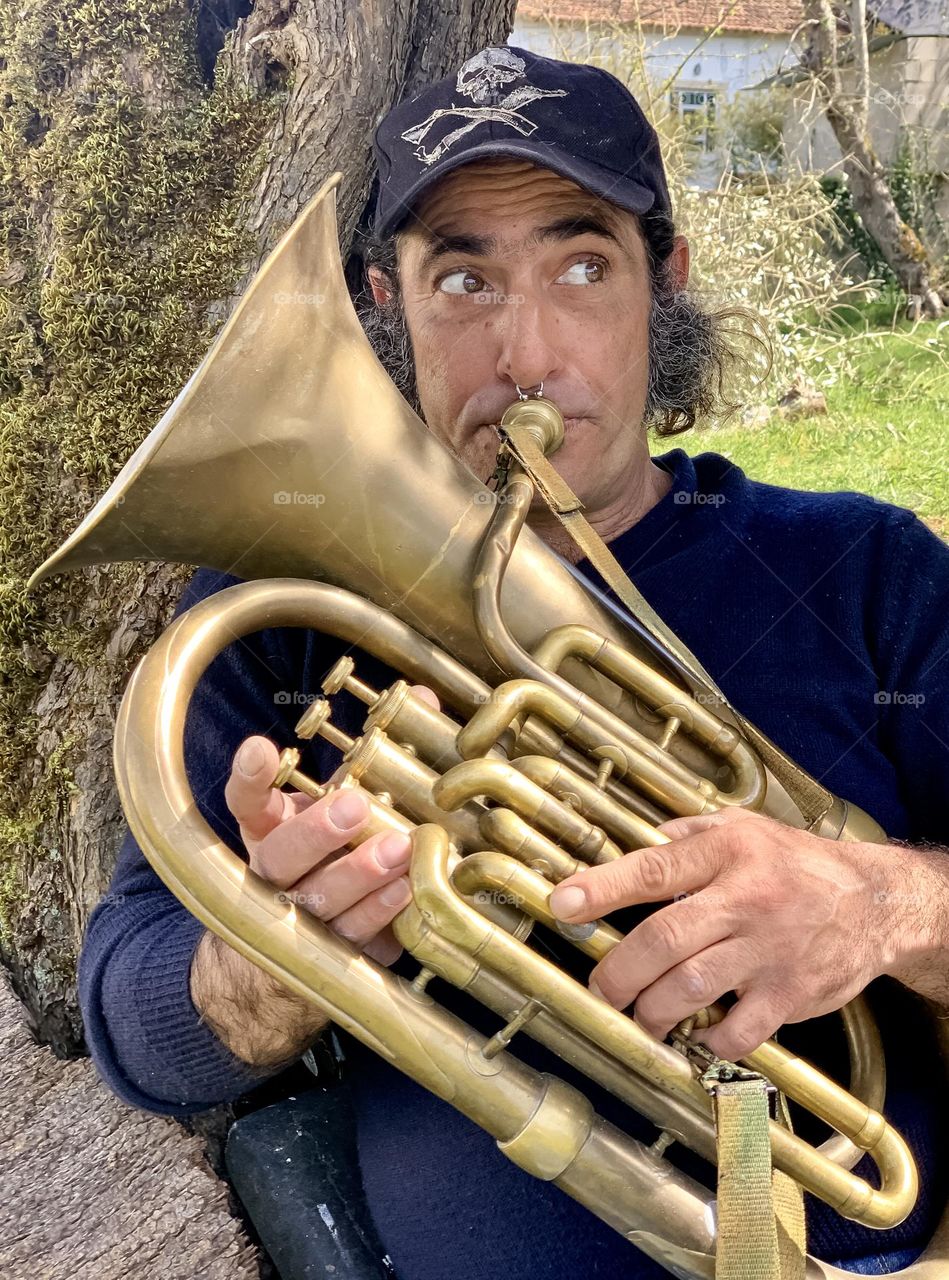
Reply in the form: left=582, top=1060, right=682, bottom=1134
left=547, top=808, right=942, bottom=1062
left=225, top=734, right=412, bottom=967
left=190, top=693, right=438, bottom=1071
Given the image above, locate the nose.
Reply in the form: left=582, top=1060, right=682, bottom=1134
left=494, top=294, right=561, bottom=395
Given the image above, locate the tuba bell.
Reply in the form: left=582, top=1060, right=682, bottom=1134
left=29, top=173, right=949, bottom=1278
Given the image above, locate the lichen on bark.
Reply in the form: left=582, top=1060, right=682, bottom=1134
left=0, top=0, right=274, bottom=1012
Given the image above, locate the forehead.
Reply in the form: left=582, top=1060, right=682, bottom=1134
left=404, top=158, right=638, bottom=247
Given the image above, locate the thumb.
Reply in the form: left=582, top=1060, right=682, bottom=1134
left=224, top=735, right=290, bottom=847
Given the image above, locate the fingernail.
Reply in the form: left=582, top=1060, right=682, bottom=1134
left=380, top=878, right=411, bottom=908
left=237, top=739, right=266, bottom=777
left=375, top=833, right=411, bottom=869
left=329, top=791, right=368, bottom=830
left=549, top=885, right=586, bottom=919
left=588, top=978, right=606, bottom=1002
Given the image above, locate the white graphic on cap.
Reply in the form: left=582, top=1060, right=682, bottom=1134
left=400, top=48, right=567, bottom=166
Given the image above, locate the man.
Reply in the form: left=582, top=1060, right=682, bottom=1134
left=79, top=47, right=949, bottom=1279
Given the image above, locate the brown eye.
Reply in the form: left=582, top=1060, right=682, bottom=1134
left=438, top=269, right=487, bottom=295
left=557, top=259, right=607, bottom=286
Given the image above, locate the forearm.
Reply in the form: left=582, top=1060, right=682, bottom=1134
left=190, top=928, right=331, bottom=1070
left=882, top=842, right=949, bottom=1012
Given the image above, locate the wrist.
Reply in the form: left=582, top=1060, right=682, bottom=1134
left=191, top=929, right=330, bottom=1070
left=876, top=843, right=949, bottom=1004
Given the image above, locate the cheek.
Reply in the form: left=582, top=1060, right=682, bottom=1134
left=587, top=296, right=651, bottom=405
left=410, top=308, right=486, bottom=418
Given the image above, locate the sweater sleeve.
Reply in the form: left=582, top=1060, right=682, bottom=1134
left=78, top=567, right=326, bottom=1115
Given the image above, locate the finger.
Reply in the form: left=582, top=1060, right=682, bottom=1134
left=624, top=938, right=754, bottom=1043
left=288, top=831, right=412, bottom=920
left=410, top=684, right=440, bottom=711
left=330, top=876, right=413, bottom=948
left=364, top=925, right=403, bottom=967
left=588, top=890, right=733, bottom=1010
left=655, top=808, right=757, bottom=843
left=694, top=988, right=789, bottom=1062
left=224, top=736, right=291, bottom=846
left=548, top=832, right=735, bottom=923
left=250, top=788, right=370, bottom=889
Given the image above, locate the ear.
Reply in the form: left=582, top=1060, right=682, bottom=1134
left=667, top=235, right=690, bottom=292
left=367, top=265, right=394, bottom=305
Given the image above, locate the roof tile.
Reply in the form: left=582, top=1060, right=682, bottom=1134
left=517, top=0, right=805, bottom=36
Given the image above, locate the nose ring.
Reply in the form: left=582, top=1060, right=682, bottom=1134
left=515, top=382, right=544, bottom=401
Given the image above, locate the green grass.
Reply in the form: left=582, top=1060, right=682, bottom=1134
left=688, top=313, right=949, bottom=536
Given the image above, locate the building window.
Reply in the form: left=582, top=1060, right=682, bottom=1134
left=671, top=87, right=718, bottom=153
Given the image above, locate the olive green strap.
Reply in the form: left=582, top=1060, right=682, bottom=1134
left=704, top=1071, right=806, bottom=1280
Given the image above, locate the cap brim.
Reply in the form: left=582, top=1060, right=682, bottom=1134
left=374, top=137, right=657, bottom=238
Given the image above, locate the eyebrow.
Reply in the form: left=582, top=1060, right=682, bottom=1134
left=415, top=213, right=621, bottom=274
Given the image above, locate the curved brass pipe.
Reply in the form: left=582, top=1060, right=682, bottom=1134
left=411, top=828, right=918, bottom=1229
left=509, top=754, right=668, bottom=849
left=533, top=624, right=764, bottom=802
left=458, top=678, right=726, bottom=816
left=433, top=757, right=623, bottom=863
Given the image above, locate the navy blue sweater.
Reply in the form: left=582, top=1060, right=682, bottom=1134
left=78, top=449, right=949, bottom=1277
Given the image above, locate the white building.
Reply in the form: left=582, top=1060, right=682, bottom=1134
left=512, top=0, right=803, bottom=183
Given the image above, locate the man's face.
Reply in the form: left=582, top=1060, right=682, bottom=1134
left=370, top=158, right=687, bottom=512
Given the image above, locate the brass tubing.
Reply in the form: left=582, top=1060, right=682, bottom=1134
left=532, top=624, right=766, bottom=809
left=470, top=475, right=734, bottom=804
left=449, top=850, right=885, bottom=1173
left=451, top=851, right=623, bottom=961
left=459, top=679, right=719, bottom=817
left=507, top=718, right=672, bottom=826
left=478, top=807, right=586, bottom=881
left=410, top=825, right=918, bottom=1229
left=343, top=727, right=486, bottom=854
left=111, top=583, right=729, bottom=1268
left=396, top=906, right=886, bottom=1183
left=434, top=758, right=623, bottom=864
left=394, top=900, right=722, bottom=1165
left=510, top=755, right=668, bottom=850
left=365, top=680, right=512, bottom=771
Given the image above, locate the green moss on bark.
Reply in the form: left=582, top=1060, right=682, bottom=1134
left=0, top=0, right=275, bottom=943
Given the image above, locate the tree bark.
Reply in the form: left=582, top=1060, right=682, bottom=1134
left=802, top=0, right=944, bottom=316
left=0, top=976, right=262, bottom=1279
left=1, top=0, right=515, bottom=1056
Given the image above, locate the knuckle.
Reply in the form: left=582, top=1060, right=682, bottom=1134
left=645, top=908, right=687, bottom=958
left=251, top=845, right=280, bottom=884
left=677, top=957, right=714, bottom=1004
left=636, top=848, right=671, bottom=896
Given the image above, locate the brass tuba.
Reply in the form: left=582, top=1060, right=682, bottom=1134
left=29, top=173, right=949, bottom=1278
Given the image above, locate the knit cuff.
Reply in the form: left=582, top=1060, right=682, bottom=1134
left=86, top=906, right=275, bottom=1115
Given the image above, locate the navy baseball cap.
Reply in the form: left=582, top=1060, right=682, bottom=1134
left=371, top=45, right=672, bottom=238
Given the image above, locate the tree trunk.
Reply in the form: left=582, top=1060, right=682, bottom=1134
left=0, top=976, right=263, bottom=1279
left=0, top=0, right=515, bottom=1056
left=801, top=0, right=943, bottom=317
